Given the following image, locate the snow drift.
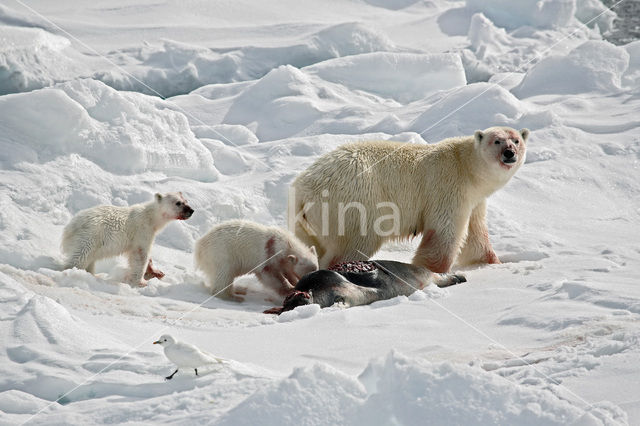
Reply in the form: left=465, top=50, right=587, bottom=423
left=0, top=26, right=84, bottom=95
left=218, top=352, right=620, bottom=425
left=513, top=41, right=630, bottom=97
left=0, top=78, right=219, bottom=180
left=96, top=22, right=395, bottom=98
left=305, top=52, right=466, bottom=103
left=465, top=0, right=576, bottom=30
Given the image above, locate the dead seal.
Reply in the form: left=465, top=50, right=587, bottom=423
left=264, top=260, right=465, bottom=314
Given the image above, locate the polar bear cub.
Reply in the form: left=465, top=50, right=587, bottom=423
left=195, top=220, right=318, bottom=301
left=62, top=192, right=194, bottom=286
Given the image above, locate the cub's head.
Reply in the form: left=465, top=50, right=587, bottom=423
left=286, top=245, right=319, bottom=281
left=155, top=192, right=194, bottom=221
left=475, top=127, right=529, bottom=175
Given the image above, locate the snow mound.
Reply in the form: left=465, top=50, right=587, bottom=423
left=513, top=41, right=630, bottom=97
left=575, top=0, right=616, bottom=33
left=199, top=140, right=257, bottom=176
left=311, top=22, right=394, bottom=57
left=218, top=363, right=365, bottom=426
left=465, top=0, right=576, bottom=30
left=94, top=40, right=238, bottom=98
left=277, top=303, right=321, bottom=322
left=0, top=389, right=48, bottom=414
left=97, top=23, right=394, bottom=98
left=362, top=0, right=421, bottom=10
left=223, top=65, right=322, bottom=141
left=468, top=13, right=511, bottom=59
left=192, top=124, right=258, bottom=146
left=2, top=271, right=120, bottom=354
left=305, top=52, right=466, bottom=103
left=223, top=65, right=386, bottom=141
left=12, top=294, right=112, bottom=353
left=218, top=352, right=602, bottom=425
left=0, top=26, right=84, bottom=95
left=623, top=41, right=640, bottom=87
left=0, top=78, right=219, bottom=180
left=409, top=83, right=526, bottom=141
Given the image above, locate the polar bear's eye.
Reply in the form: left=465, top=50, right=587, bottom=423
left=514, top=140, right=519, bottom=144
left=494, top=140, right=501, bottom=145
left=176, top=201, right=182, bottom=206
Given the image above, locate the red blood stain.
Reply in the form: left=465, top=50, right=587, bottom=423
left=416, top=229, right=450, bottom=273
left=497, top=153, right=514, bottom=170
left=421, top=229, right=435, bottom=244
left=265, top=236, right=276, bottom=258
left=425, top=256, right=451, bottom=274
left=327, top=256, right=342, bottom=268
left=485, top=251, right=500, bottom=264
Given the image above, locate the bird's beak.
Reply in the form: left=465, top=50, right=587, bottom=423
left=153, top=341, right=160, bottom=344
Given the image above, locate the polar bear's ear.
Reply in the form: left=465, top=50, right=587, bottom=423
left=309, top=246, right=317, bottom=256
left=520, top=128, right=530, bottom=141
left=288, top=254, right=298, bottom=264
left=155, top=193, right=162, bottom=203
left=474, top=130, right=484, bottom=144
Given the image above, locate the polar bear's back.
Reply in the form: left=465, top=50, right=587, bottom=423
left=61, top=205, right=132, bottom=256
left=195, top=220, right=272, bottom=272
left=293, top=139, right=464, bottom=206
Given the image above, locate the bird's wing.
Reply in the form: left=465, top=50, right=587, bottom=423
left=170, top=343, right=224, bottom=366
left=201, top=349, right=227, bottom=364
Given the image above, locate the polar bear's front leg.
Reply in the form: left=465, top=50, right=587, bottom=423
left=126, top=247, right=150, bottom=287
left=456, top=201, right=500, bottom=267
left=412, top=210, right=470, bottom=273
left=412, top=229, right=454, bottom=273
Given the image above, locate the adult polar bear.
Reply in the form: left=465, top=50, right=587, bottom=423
left=290, top=127, right=529, bottom=271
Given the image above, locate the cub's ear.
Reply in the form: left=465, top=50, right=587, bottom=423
left=155, top=193, right=163, bottom=203
left=309, top=246, right=317, bottom=256
left=178, top=191, right=183, bottom=197
left=474, top=130, right=484, bottom=144
left=288, top=254, right=298, bottom=265
left=520, top=128, right=530, bottom=141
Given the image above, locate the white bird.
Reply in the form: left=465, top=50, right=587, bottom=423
left=153, top=334, right=224, bottom=380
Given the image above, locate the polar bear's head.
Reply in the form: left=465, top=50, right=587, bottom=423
left=155, top=192, right=194, bottom=221
left=475, top=126, right=529, bottom=176
left=285, top=244, right=319, bottom=283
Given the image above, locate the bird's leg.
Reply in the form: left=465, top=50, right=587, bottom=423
left=195, top=368, right=198, bottom=376
left=165, top=369, right=178, bottom=380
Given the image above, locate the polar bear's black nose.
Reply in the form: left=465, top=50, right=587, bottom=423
left=502, top=149, right=516, bottom=163
left=184, top=206, right=194, bottom=218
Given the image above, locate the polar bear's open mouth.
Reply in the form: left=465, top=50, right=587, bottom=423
left=178, top=206, right=194, bottom=220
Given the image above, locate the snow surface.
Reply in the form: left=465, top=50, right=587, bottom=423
left=0, top=0, right=639, bottom=425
